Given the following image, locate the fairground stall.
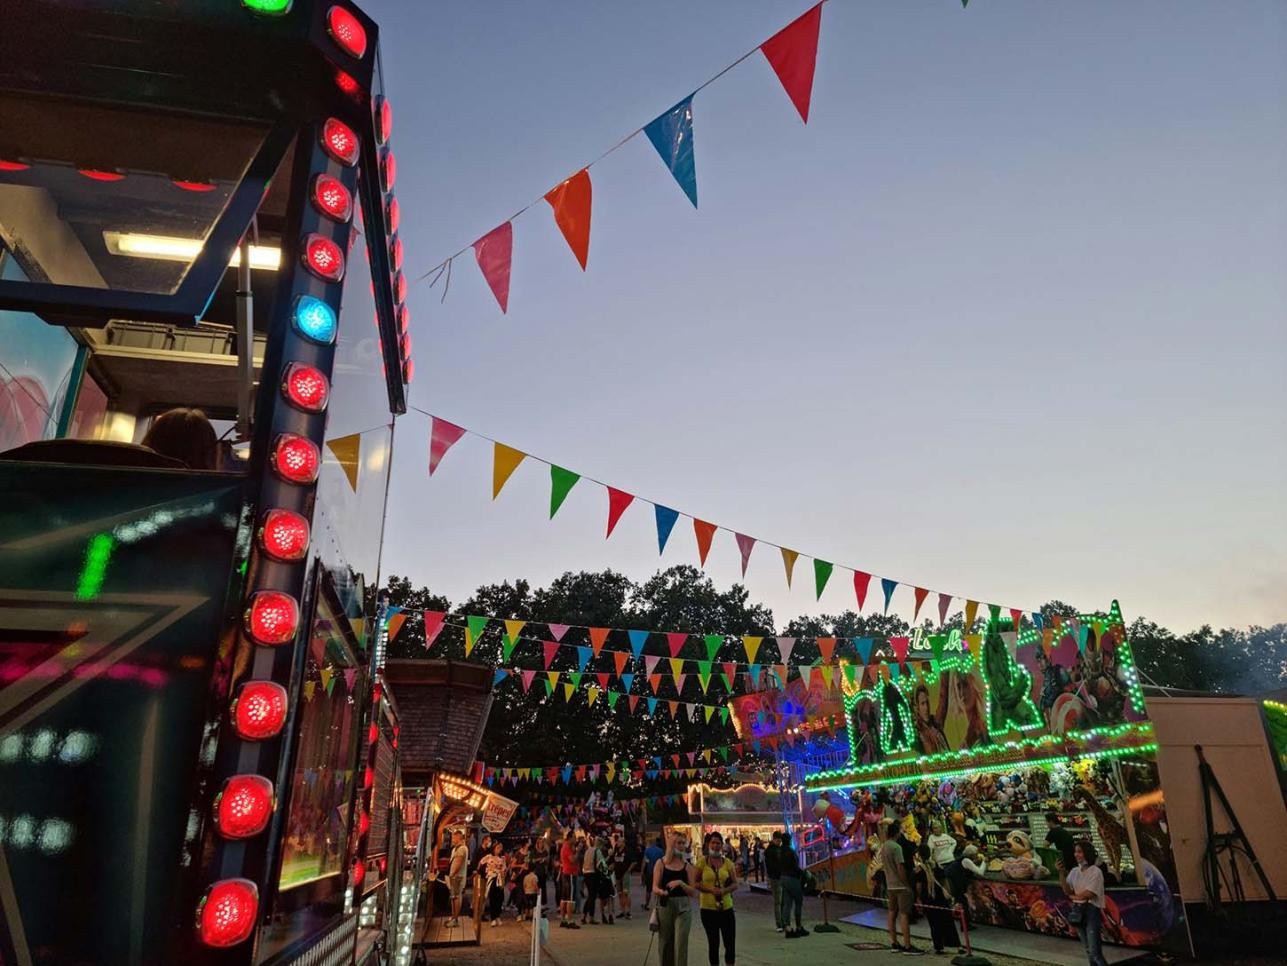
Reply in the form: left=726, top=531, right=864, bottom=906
left=682, top=780, right=804, bottom=855
left=797, top=605, right=1196, bottom=957
left=0, top=1, right=411, bottom=962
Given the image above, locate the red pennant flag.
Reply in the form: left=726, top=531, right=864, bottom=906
left=760, top=3, right=823, bottom=123
left=543, top=641, right=560, bottom=669
left=853, top=571, right=872, bottom=611
left=596, top=672, right=611, bottom=690
left=817, top=637, right=836, bottom=665
left=913, top=586, right=930, bottom=622
left=428, top=418, right=467, bottom=476
left=605, top=487, right=634, bottom=538
left=588, top=627, right=610, bottom=657
left=721, top=662, right=738, bottom=685
left=473, top=221, right=513, bottom=312
left=937, top=593, right=952, bottom=627
left=735, top=532, right=756, bottom=577
left=891, top=636, right=910, bottom=665
left=544, top=168, right=592, bottom=270
left=666, top=632, right=688, bottom=657
left=520, top=670, right=536, bottom=692
left=613, top=650, right=630, bottom=676
left=628, top=695, right=640, bottom=713
left=1010, top=608, right=1023, bottom=630
left=423, top=610, right=446, bottom=650
left=693, top=519, right=718, bottom=566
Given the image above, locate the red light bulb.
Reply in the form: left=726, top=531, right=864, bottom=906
left=327, top=6, right=367, bottom=59
left=389, top=234, right=403, bottom=271
left=386, top=196, right=400, bottom=233
left=364, top=765, right=374, bottom=788
left=380, top=149, right=396, bottom=191
left=398, top=304, right=409, bottom=335
left=173, top=180, right=216, bottom=192
left=245, top=591, right=299, bottom=646
left=281, top=363, right=330, bottom=413
left=400, top=333, right=412, bottom=358
left=335, top=69, right=361, bottom=96
left=271, top=434, right=320, bottom=484
left=215, top=775, right=274, bottom=838
left=359, top=810, right=371, bottom=836
left=302, top=234, right=345, bottom=282
left=197, top=879, right=258, bottom=948
left=311, top=174, right=352, bottom=222
left=0, top=160, right=29, bottom=172
left=321, top=118, right=359, bottom=167
left=392, top=271, right=406, bottom=303
left=231, top=681, right=288, bottom=740
left=353, top=860, right=366, bottom=887
left=78, top=169, right=124, bottom=182
left=259, top=508, right=311, bottom=561
left=375, top=97, right=393, bottom=144
left=402, top=357, right=415, bottom=384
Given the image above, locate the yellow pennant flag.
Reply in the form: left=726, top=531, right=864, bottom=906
left=1042, top=628, right=1054, bottom=655
left=326, top=433, right=361, bottom=492
left=964, top=600, right=980, bottom=631
left=704, top=705, right=715, bottom=723
left=493, top=442, right=527, bottom=498
left=563, top=682, right=576, bottom=702
left=319, top=667, right=333, bottom=692
left=587, top=686, right=600, bottom=706
left=701, top=749, right=712, bottom=763
left=781, top=548, right=799, bottom=587
left=967, top=634, right=982, bottom=663
left=821, top=666, right=834, bottom=690
left=606, top=762, right=616, bottom=782
left=742, top=635, right=763, bottom=664
left=303, top=680, right=316, bottom=701
left=547, top=671, right=561, bottom=689
left=504, top=619, right=527, bottom=645
left=669, top=657, right=685, bottom=679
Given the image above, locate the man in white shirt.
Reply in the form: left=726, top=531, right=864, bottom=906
left=447, top=830, right=468, bottom=927
left=1058, top=840, right=1108, bottom=966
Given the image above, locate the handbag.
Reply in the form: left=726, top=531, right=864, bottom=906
left=1067, top=902, right=1085, bottom=925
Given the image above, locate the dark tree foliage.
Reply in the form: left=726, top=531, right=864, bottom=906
left=375, top=570, right=1286, bottom=796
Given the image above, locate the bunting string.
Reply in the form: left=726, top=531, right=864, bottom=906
left=413, top=3, right=832, bottom=310
left=414, top=409, right=1040, bottom=621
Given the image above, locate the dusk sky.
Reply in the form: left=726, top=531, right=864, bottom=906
left=366, top=0, right=1286, bottom=633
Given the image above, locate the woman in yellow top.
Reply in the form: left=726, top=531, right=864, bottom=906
left=695, top=831, right=738, bottom=966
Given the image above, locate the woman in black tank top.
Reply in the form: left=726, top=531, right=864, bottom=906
left=651, top=830, right=696, bottom=966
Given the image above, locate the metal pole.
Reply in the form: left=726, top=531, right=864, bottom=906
left=235, top=234, right=253, bottom=440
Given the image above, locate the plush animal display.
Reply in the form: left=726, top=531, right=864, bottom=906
left=1001, top=830, right=1047, bottom=880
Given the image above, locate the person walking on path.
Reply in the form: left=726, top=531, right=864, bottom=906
left=750, top=837, right=763, bottom=883
left=738, top=835, right=750, bottom=878
left=879, top=819, right=921, bottom=954
left=652, top=829, right=697, bottom=966
left=1058, top=840, right=1110, bottom=966
left=616, top=831, right=635, bottom=920
left=558, top=830, right=581, bottom=929
left=479, top=841, right=509, bottom=927
left=763, top=831, right=784, bottom=932
left=581, top=833, right=600, bottom=924
left=696, top=831, right=738, bottom=966
left=642, top=834, right=665, bottom=912
left=595, top=834, right=617, bottom=925
left=534, top=834, right=551, bottom=911
left=778, top=834, right=807, bottom=939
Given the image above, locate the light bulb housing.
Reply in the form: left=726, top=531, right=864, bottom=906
left=245, top=591, right=299, bottom=646
left=197, top=879, right=258, bottom=948
left=302, top=234, right=345, bottom=283
left=327, top=6, right=368, bottom=59
left=270, top=434, right=321, bottom=485
left=231, top=681, right=289, bottom=740
left=281, top=363, right=330, bottom=414
left=258, top=508, right=311, bottom=561
left=311, top=174, right=352, bottom=223
left=292, top=295, right=337, bottom=345
left=321, top=118, right=359, bottom=167
left=215, top=775, right=275, bottom=839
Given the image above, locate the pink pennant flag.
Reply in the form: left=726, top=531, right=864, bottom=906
left=666, top=632, right=688, bottom=658
left=428, top=418, right=467, bottom=476
left=937, top=593, right=952, bottom=627
left=853, top=571, right=872, bottom=611
left=913, top=586, right=930, bottom=622
left=543, top=641, right=560, bottom=670
left=776, top=637, right=797, bottom=665
left=721, top=662, right=738, bottom=685
left=520, top=670, right=536, bottom=693
left=890, top=636, right=910, bottom=666
left=423, top=610, right=446, bottom=650
left=644, top=655, right=661, bottom=676
left=547, top=623, right=571, bottom=641
left=473, top=221, right=513, bottom=312
left=606, top=487, right=635, bottom=538
left=343, top=668, right=357, bottom=690
left=760, top=2, right=823, bottom=123
left=735, top=533, right=756, bottom=577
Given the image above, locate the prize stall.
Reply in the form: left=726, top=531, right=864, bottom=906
left=683, top=781, right=804, bottom=852
left=801, top=604, right=1194, bottom=956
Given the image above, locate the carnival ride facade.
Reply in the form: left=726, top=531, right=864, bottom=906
left=0, top=1, right=411, bottom=963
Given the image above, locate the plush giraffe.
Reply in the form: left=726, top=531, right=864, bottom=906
left=1073, top=786, right=1127, bottom=875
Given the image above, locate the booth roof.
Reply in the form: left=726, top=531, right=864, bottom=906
left=384, top=659, right=495, bottom=782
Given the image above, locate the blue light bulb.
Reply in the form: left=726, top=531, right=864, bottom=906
left=293, top=295, right=337, bottom=345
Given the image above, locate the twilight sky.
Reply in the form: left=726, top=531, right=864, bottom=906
left=364, top=0, right=1287, bottom=633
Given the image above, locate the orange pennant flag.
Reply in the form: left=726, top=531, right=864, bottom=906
left=492, top=443, right=526, bottom=498
left=781, top=548, right=799, bottom=587
left=817, top=637, right=836, bottom=665
left=693, top=519, right=718, bottom=566
left=649, top=674, right=663, bottom=694
left=544, top=168, right=592, bottom=270
left=613, top=650, right=630, bottom=676
left=386, top=612, right=408, bottom=642
left=589, top=627, right=610, bottom=657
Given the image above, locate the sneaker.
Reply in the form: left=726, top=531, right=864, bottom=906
left=566, top=922, right=580, bottom=930
left=491, top=919, right=499, bottom=928
left=775, top=926, right=784, bottom=933
left=903, top=945, right=925, bottom=955
left=890, top=943, right=904, bottom=953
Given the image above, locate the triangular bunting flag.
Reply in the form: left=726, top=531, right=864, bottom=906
left=492, top=443, right=526, bottom=499
left=890, top=636, right=910, bottom=666
left=628, top=695, right=640, bottom=713
left=520, top=669, right=536, bottom=693
left=937, top=593, right=952, bottom=627
left=613, top=650, right=631, bottom=676
left=781, top=547, right=799, bottom=587
left=543, top=641, right=560, bottom=670
left=703, top=634, right=723, bottom=662
left=813, top=559, right=833, bottom=599
left=742, top=636, right=763, bottom=664
left=817, top=637, right=836, bottom=665
left=567, top=671, right=583, bottom=689
left=503, top=618, right=526, bottom=653
left=543, top=168, right=592, bottom=270
left=693, top=519, right=718, bottom=566
left=473, top=221, right=513, bottom=312
left=465, top=615, right=489, bottom=657
left=760, top=2, right=823, bottom=123
left=576, top=647, right=590, bottom=672
left=386, top=612, right=408, bottom=643
left=964, top=600, right=979, bottom=631
left=704, top=705, right=715, bottom=723
left=326, top=433, right=361, bottom=492
left=588, top=627, right=610, bottom=657
left=666, top=632, right=688, bottom=657
left=821, top=665, right=833, bottom=690
left=628, top=629, right=649, bottom=660
left=853, top=571, right=872, bottom=611
left=547, top=623, right=570, bottom=642
left=605, top=487, right=634, bottom=538
left=563, top=682, right=576, bottom=702
left=881, top=578, right=898, bottom=613
left=655, top=505, right=680, bottom=553
left=1010, top=608, right=1024, bottom=630
left=668, top=657, right=685, bottom=679
left=735, top=533, right=756, bottom=577
left=776, top=637, right=796, bottom=665
left=643, top=96, right=698, bottom=207
left=644, top=655, right=661, bottom=676
left=494, top=668, right=509, bottom=687
left=428, top=417, right=467, bottom=476
left=547, top=670, right=561, bottom=689
left=647, top=697, right=658, bottom=715
left=621, top=672, right=634, bottom=693
left=549, top=465, right=580, bottom=518
left=586, top=686, right=600, bottom=706
left=913, top=586, right=930, bottom=622
left=649, top=675, right=663, bottom=695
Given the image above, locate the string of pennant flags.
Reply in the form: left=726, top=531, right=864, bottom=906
left=415, top=1, right=971, bottom=313
left=414, top=411, right=1040, bottom=622
left=492, top=665, right=734, bottom=724
left=485, top=762, right=735, bottom=788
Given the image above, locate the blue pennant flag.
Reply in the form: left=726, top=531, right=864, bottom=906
left=646, top=697, right=658, bottom=716
left=493, top=669, right=508, bottom=686
left=855, top=637, right=874, bottom=664
left=881, top=578, right=898, bottom=613
left=1033, top=613, right=1044, bottom=630
left=577, top=646, right=591, bottom=672
left=646, top=769, right=660, bottom=781
left=655, top=505, right=680, bottom=553
left=621, top=672, right=634, bottom=692
left=561, top=766, right=573, bottom=785
left=644, top=96, right=698, bottom=208
left=628, top=629, right=650, bottom=659
left=752, top=739, right=762, bottom=753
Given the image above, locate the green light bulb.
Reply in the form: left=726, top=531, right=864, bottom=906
left=242, top=0, right=292, bottom=14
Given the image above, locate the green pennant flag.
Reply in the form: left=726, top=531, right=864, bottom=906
left=843, top=665, right=856, bottom=687
left=465, top=615, right=490, bottom=657
left=607, top=691, right=621, bottom=709
left=814, top=559, right=833, bottom=600
left=696, top=661, right=712, bottom=694
left=720, top=672, right=734, bottom=692
left=930, top=634, right=945, bottom=664
left=567, top=671, right=583, bottom=689
left=550, top=465, right=581, bottom=518
left=718, top=746, right=730, bottom=762
left=704, top=705, right=715, bottom=723
left=704, top=634, right=723, bottom=662
left=718, top=707, right=729, bottom=724
left=543, top=679, right=553, bottom=697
